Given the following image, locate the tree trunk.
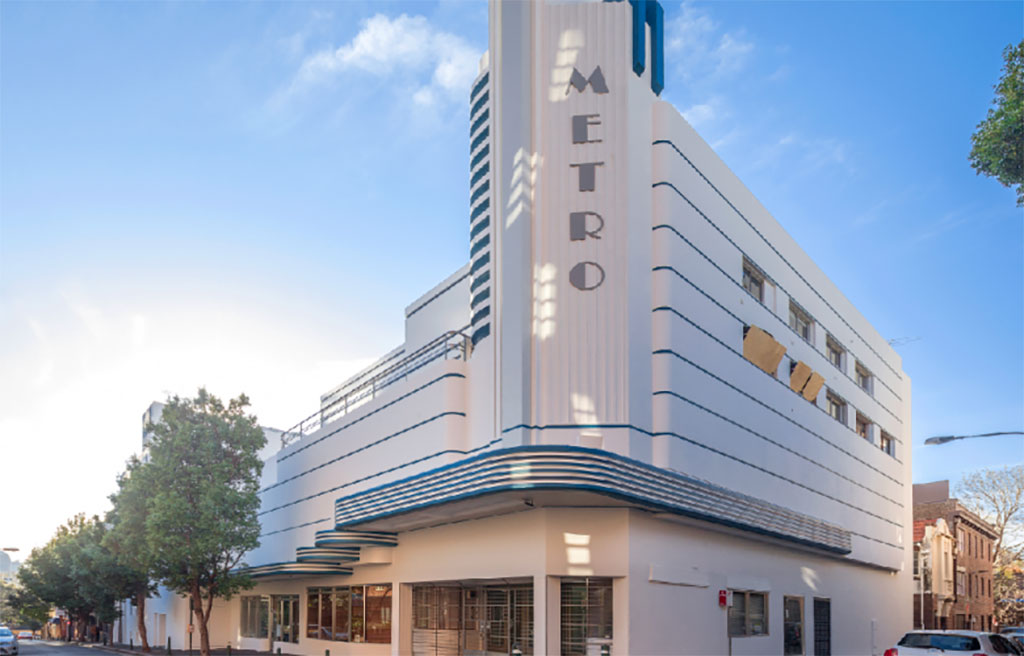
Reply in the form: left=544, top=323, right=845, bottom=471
left=136, top=588, right=151, bottom=652
left=190, top=587, right=211, bottom=656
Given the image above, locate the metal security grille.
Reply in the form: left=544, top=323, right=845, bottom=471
left=560, top=578, right=613, bottom=656
left=411, top=584, right=533, bottom=656
left=813, top=598, right=831, bottom=656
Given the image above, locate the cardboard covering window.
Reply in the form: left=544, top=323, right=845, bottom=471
left=789, top=361, right=813, bottom=393
left=802, top=372, right=825, bottom=401
left=742, top=325, right=786, bottom=375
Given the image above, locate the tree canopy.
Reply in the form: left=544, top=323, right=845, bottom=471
left=956, top=463, right=1024, bottom=563
left=969, top=41, right=1024, bottom=206
left=19, top=514, right=135, bottom=639
left=144, top=389, right=265, bottom=656
left=957, top=464, right=1024, bottom=628
left=104, top=456, right=159, bottom=651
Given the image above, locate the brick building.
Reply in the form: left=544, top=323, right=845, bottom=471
left=914, top=480, right=998, bottom=630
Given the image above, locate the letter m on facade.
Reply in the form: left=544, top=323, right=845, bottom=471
left=567, top=67, right=610, bottom=95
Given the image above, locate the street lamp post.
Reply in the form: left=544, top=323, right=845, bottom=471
left=924, top=431, right=1023, bottom=446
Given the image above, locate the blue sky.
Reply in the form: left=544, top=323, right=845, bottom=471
left=1, top=0, right=1021, bottom=553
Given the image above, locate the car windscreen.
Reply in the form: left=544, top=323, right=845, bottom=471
left=990, top=634, right=1022, bottom=655
left=0, top=630, right=11, bottom=637
left=898, top=633, right=981, bottom=651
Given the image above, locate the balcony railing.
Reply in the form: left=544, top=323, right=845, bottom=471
left=280, top=329, right=472, bottom=449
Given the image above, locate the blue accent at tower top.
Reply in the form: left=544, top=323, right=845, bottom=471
left=605, top=0, right=664, bottom=95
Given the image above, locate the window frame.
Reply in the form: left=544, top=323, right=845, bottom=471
left=742, top=258, right=767, bottom=303
left=855, top=362, right=873, bottom=395
left=305, top=585, right=392, bottom=644
left=880, top=431, right=894, bottom=456
left=783, top=595, right=804, bottom=656
left=560, top=577, right=614, bottom=656
left=855, top=413, right=872, bottom=441
left=826, top=391, right=847, bottom=424
left=789, top=302, right=814, bottom=344
left=825, top=336, right=845, bottom=371
left=240, top=595, right=269, bottom=639
left=729, top=590, right=768, bottom=637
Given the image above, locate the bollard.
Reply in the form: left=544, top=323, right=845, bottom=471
left=277, top=648, right=281, bottom=655
left=167, top=636, right=172, bottom=654
left=326, top=650, right=330, bottom=656
left=226, top=645, right=231, bottom=656
left=130, top=639, right=134, bottom=651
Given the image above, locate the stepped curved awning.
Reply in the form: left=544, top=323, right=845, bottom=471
left=246, top=562, right=353, bottom=579
left=333, top=445, right=852, bottom=555
left=240, top=531, right=398, bottom=580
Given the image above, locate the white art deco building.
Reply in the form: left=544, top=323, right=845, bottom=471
left=118, top=1, right=912, bottom=654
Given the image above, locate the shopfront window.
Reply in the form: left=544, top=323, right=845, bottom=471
left=560, top=578, right=613, bottom=656
left=240, top=596, right=269, bottom=639
left=305, top=585, right=391, bottom=644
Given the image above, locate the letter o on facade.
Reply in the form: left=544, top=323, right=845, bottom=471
left=569, top=261, right=606, bottom=291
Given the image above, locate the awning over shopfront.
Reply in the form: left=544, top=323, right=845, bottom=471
left=332, top=446, right=853, bottom=555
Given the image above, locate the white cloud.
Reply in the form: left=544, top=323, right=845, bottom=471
left=714, top=32, right=754, bottom=74
left=287, top=14, right=480, bottom=107
left=682, top=101, right=716, bottom=127
left=665, top=3, right=754, bottom=81
left=752, top=132, right=850, bottom=176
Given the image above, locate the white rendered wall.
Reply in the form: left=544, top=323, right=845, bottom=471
left=649, top=100, right=910, bottom=573
left=627, top=511, right=909, bottom=656
left=404, top=264, right=471, bottom=353
left=174, top=507, right=909, bottom=656
left=251, top=358, right=473, bottom=568
left=490, top=0, right=655, bottom=460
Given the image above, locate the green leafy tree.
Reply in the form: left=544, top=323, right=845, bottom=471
left=144, top=389, right=265, bottom=656
left=3, top=580, right=51, bottom=630
left=19, top=515, right=127, bottom=641
left=969, top=41, right=1024, bottom=206
left=105, top=456, right=158, bottom=652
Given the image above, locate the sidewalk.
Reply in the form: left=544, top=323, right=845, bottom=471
left=86, top=644, right=270, bottom=656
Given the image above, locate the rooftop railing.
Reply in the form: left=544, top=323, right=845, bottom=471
left=280, top=329, right=472, bottom=449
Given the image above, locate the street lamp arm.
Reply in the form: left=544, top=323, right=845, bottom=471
left=924, top=431, right=1024, bottom=446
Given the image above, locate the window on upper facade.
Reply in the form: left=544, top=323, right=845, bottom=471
left=880, top=431, right=894, bottom=456
left=826, top=391, right=846, bottom=424
left=826, top=336, right=845, bottom=370
left=856, top=413, right=871, bottom=440
left=729, top=590, right=768, bottom=637
left=956, top=571, right=965, bottom=596
left=742, top=258, right=766, bottom=303
left=958, top=529, right=965, bottom=554
left=913, top=548, right=920, bottom=577
left=855, top=362, right=873, bottom=394
left=789, top=302, right=814, bottom=343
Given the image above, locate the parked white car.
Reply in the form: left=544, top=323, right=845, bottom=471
left=885, top=630, right=1022, bottom=656
left=0, top=627, right=18, bottom=656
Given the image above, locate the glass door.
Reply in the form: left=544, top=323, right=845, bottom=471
left=271, top=595, right=299, bottom=644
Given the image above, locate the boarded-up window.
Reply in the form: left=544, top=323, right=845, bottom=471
left=743, top=326, right=786, bottom=375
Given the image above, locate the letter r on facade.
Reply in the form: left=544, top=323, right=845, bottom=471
left=570, top=212, right=604, bottom=241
